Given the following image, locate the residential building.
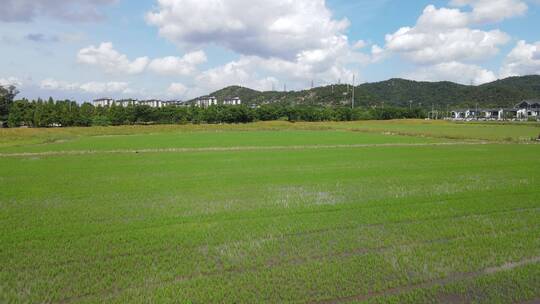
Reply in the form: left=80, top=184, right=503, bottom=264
left=223, top=97, right=242, bottom=105
left=115, top=99, right=138, bottom=107
left=196, top=96, right=218, bottom=107
left=165, top=100, right=187, bottom=107
left=450, top=100, right=540, bottom=121
left=138, top=100, right=165, bottom=108
left=92, top=98, right=185, bottom=108
left=93, top=98, right=115, bottom=107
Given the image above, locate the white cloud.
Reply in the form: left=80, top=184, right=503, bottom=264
left=353, top=40, right=367, bottom=49
left=77, top=43, right=209, bottom=76
left=194, top=57, right=278, bottom=93
left=378, top=0, right=528, bottom=85
left=167, top=83, right=188, bottom=96
left=143, top=0, right=374, bottom=96
left=0, top=77, right=23, bottom=87
left=385, top=27, right=509, bottom=64
left=40, top=78, right=131, bottom=94
left=1, top=0, right=117, bottom=23
left=77, top=42, right=149, bottom=75
left=450, top=0, right=528, bottom=24
left=148, top=50, right=207, bottom=76
left=500, top=40, right=540, bottom=77
left=189, top=51, right=364, bottom=97
left=417, top=5, right=470, bottom=29
left=370, top=45, right=386, bottom=62
left=383, top=2, right=514, bottom=65
left=79, top=81, right=129, bottom=94
left=406, top=61, right=497, bottom=85
left=382, top=0, right=529, bottom=65
left=40, top=78, right=80, bottom=91
left=145, top=0, right=350, bottom=60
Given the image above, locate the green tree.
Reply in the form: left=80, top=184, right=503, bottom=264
left=77, top=103, right=94, bottom=126
left=0, top=85, right=19, bottom=123
left=109, top=104, right=127, bottom=125
left=7, top=100, right=28, bottom=127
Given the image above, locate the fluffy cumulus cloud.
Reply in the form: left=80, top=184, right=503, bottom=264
left=500, top=40, right=540, bottom=77
left=146, top=0, right=350, bottom=60
left=194, top=57, right=279, bottom=93
left=381, top=0, right=531, bottom=84
left=406, top=61, right=497, bottom=85
left=449, top=0, right=528, bottom=24
left=416, top=5, right=470, bottom=29
left=144, top=0, right=374, bottom=94
left=77, top=42, right=208, bottom=76
left=148, top=51, right=207, bottom=76
left=79, top=81, right=130, bottom=94
left=1, top=0, right=117, bottom=23
left=40, top=78, right=131, bottom=94
left=77, top=42, right=149, bottom=75
left=192, top=51, right=364, bottom=94
left=384, top=3, right=513, bottom=64
left=385, top=26, right=509, bottom=64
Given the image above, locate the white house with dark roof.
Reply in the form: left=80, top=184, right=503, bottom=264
left=451, top=100, right=540, bottom=121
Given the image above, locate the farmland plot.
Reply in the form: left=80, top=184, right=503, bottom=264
left=1, top=121, right=539, bottom=303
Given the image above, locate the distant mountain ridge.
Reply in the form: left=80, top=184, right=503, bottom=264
left=192, top=75, right=540, bottom=109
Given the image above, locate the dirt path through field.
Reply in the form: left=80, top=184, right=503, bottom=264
left=0, top=141, right=509, bottom=157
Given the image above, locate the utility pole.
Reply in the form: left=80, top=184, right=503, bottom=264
left=311, top=80, right=314, bottom=90
left=352, top=75, right=355, bottom=109
left=409, top=100, right=413, bottom=111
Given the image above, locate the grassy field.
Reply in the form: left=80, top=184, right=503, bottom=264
left=1, top=120, right=539, bottom=303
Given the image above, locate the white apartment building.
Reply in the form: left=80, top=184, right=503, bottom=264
left=93, top=98, right=115, bottom=107
left=196, top=96, right=218, bottom=107
left=223, top=97, right=242, bottom=105
left=92, top=98, right=185, bottom=108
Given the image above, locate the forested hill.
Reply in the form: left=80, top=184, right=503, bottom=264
left=195, top=75, right=540, bottom=108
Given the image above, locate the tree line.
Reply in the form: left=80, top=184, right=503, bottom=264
left=1, top=86, right=426, bottom=128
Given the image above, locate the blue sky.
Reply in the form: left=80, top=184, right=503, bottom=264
left=1, top=0, right=539, bottom=101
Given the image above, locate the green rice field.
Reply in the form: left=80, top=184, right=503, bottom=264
left=1, top=120, right=539, bottom=303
